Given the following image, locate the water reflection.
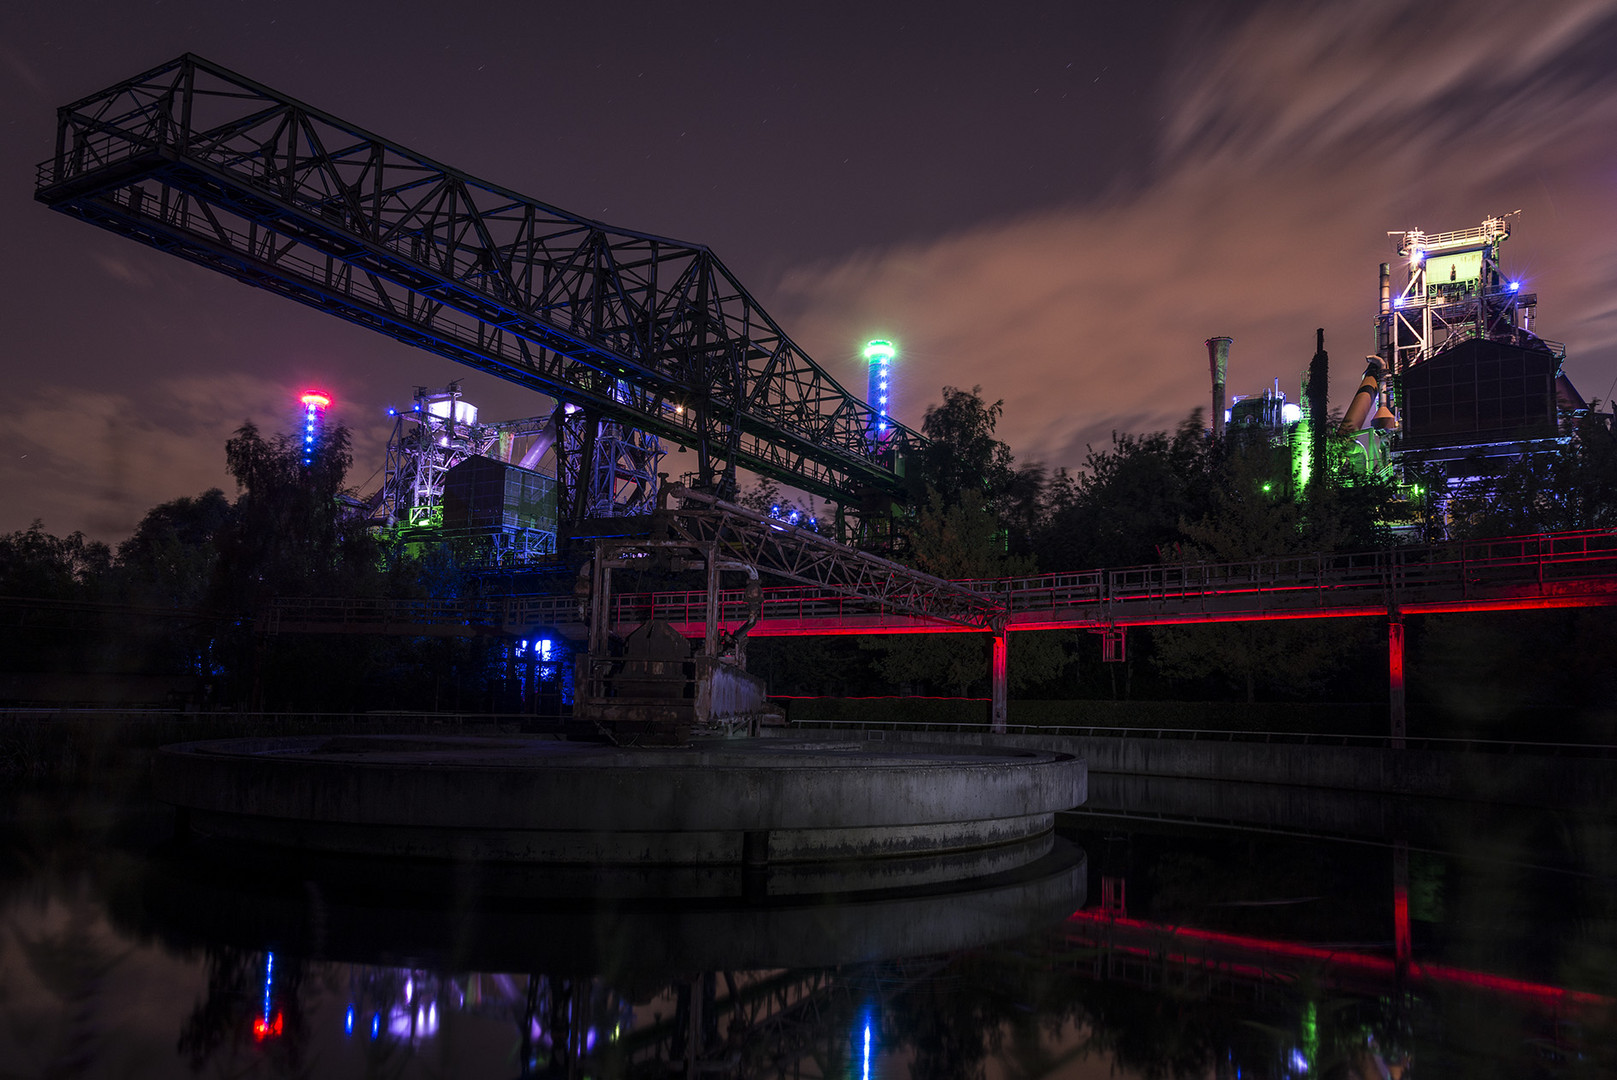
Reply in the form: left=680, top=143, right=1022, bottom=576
left=2, top=784, right=1615, bottom=1077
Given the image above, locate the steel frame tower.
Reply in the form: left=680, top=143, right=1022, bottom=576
left=34, top=55, right=920, bottom=526
left=382, top=384, right=493, bottom=528
left=1379, top=215, right=1553, bottom=377
left=555, top=403, right=665, bottom=520
left=380, top=383, right=559, bottom=559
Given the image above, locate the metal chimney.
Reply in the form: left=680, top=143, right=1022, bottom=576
left=1206, top=336, right=1233, bottom=438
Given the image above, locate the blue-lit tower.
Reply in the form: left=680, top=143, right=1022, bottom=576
left=864, top=340, right=895, bottom=444
left=300, top=390, right=331, bottom=466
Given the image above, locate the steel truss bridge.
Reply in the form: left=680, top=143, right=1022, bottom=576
left=256, top=523, right=1617, bottom=732
left=259, top=487, right=998, bottom=636
left=260, top=527, right=1617, bottom=638
left=611, top=527, right=1617, bottom=637
left=34, top=54, right=919, bottom=512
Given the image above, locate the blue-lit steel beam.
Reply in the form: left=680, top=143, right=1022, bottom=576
left=35, top=54, right=918, bottom=504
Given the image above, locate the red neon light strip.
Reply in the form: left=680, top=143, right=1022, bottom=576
left=1065, top=910, right=1609, bottom=1008
left=678, top=593, right=1617, bottom=637
left=767, top=694, right=991, bottom=701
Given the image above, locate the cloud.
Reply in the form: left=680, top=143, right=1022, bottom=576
left=0, top=372, right=396, bottom=542
left=774, top=0, right=1617, bottom=471
left=90, top=253, right=154, bottom=288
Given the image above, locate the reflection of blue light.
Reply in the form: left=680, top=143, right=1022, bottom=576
left=863, top=1020, right=871, bottom=1080
left=263, top=952, right=275, bottom=1025
left=370, top=1013, right=380, bottom=1040
left=1290, top=1047, right=1309, bottom=1072
left=345, top=1005, right=355, bottom=1036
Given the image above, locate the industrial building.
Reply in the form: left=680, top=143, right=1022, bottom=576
left=375, top=383, right=561, bottom=563
left=1377, top=216, right=1588, bottom=509
left=1210, top=216, right=1590, bottom=534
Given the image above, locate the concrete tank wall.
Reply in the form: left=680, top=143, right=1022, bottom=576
left=774, top=727, right=1617, bottom=812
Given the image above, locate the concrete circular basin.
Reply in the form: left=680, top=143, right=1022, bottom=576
left=154, top=735, right=1086, bottom=890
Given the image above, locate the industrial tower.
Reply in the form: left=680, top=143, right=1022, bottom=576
left=1378, top=215, right=1542, bottom=373
left=379, top=383, right=559, bottom=561
left=1369, top=215, right=1586, bottom=516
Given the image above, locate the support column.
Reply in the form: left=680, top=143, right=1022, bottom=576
left=703, top=544, right=721, bottom=658
left=1393, top=840, right=1411, bottom=969
left=990, top=627, right=1008, bottom=734
left=1388, top=613, right=1405, bottom=749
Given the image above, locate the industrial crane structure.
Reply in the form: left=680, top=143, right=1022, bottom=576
left=34, top=53, right=920, bottom=538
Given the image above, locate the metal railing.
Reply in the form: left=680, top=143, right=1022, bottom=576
left=589, top=528, right=1617, bottom=631
left=255, top=528, right=1617, bottom=635
left=783, top=718, right=1617, bottom=758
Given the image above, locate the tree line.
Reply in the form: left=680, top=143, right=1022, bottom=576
left=750, top=383, right=1617, bottom=725
left=5, top=389, right=1615, bottom=722
left=0, top=424, right=490, bottom=711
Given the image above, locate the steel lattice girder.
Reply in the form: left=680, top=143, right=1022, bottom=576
left=34, top=54, right=919, bottom=504
left=664, top=485, right=1002, bottom=629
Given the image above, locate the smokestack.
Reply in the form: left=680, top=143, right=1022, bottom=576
left=1379, top=262, right=1391, bottom=315
left=1308, top=329, right=1328, bottom=486
left=1206, top=336, right=1233, bottom=438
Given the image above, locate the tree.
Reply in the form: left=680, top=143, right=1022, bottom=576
left=1034, top=412, right=1219, bottom=572
left=1445, top=408, right=1617, bottom=538
left=1147, top=438, right=1378, bottom=702
left=863, top=489, right=1063, bottom=695
left=0, top=522, right=111, bottom=601
left=910, top=385, right=1018, bottom=509
left=216, top=421, right=380, bottom=605
left=114, top=489, right=234, bottom=610
left=0, top=523, right=114, bottom=676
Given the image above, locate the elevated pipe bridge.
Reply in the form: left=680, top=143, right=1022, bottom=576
left=262, top=528, right=1617, bottom=638
left=35, top=54, right=918, bottom=506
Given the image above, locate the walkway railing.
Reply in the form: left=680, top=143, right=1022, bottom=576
left=783, top=718, right=1617, bottom=758
left=255, top=527, right=1617, bottom=636
left=587, top=527, right=1617, bottom=633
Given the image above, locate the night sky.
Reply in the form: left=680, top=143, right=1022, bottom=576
left=4, top=0, right=1617, bottom=542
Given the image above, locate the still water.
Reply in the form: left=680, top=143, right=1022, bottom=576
left=1, top=779, right=1613, bottom=1078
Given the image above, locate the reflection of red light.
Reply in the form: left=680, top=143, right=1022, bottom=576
left=300, top=391, right=332, bottom=409
left=253, top=1013, right=284, bottom=1040
left=1066, top=910, right=1610, bottom=1009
